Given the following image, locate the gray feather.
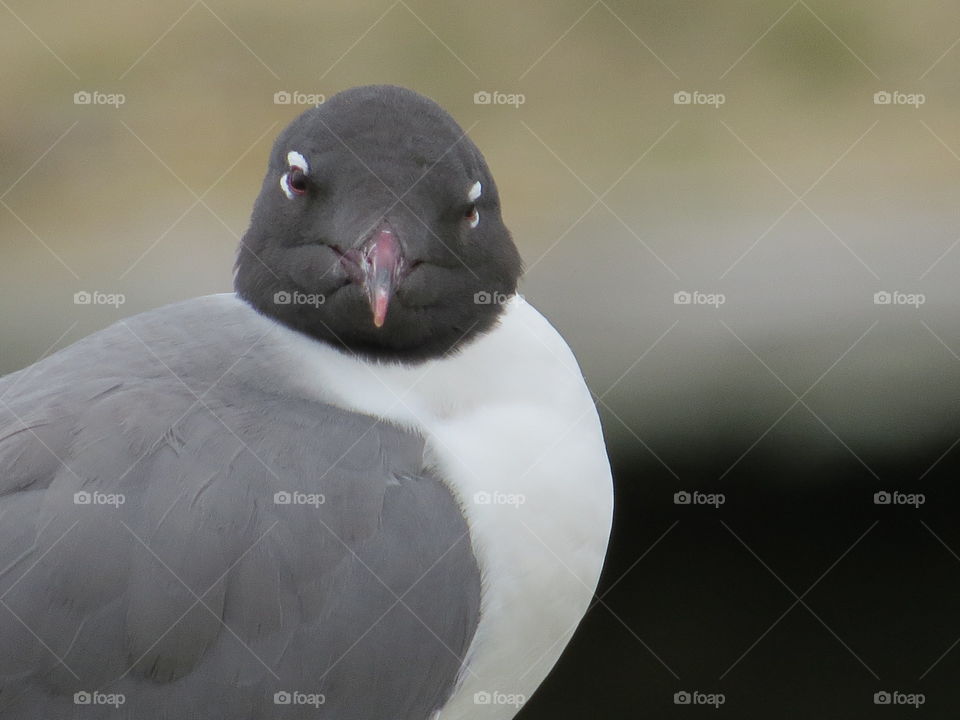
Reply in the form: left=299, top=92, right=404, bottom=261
left=0, top=296, right=481, bottom=719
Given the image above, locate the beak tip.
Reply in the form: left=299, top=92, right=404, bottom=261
left=371, top=291, right=390, bottom=328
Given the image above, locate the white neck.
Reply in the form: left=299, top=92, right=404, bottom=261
left=230, top=294, right=614, bottom=720
left=268, top=297, right=587, bottom=425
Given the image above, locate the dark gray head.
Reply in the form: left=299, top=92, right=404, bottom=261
left=235, top=85, right=522, bottom=362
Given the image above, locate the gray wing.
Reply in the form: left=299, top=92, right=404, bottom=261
left=0, top=297, right=480, bottom=720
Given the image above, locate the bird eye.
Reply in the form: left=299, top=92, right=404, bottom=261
left=465, top=203, right=479, bottom=228
left=280, top=151, right=310, bottom=199
left=285, top=167, right=308, bottom=196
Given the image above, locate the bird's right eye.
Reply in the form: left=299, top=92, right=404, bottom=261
left=280, top=150, right=311, bottom=199
left=281, top=168, right=309, bottom=199
left=464, top=203, right=479, bottom=228
left=286, top=167, right=308, bottom=195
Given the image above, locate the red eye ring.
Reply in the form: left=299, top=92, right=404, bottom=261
left=286, top=166, right=308, bottom=195
left=465, top=203, right=479, bottom=228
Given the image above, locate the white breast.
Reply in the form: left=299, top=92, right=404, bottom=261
left=246, top=295, right=614, bottom=719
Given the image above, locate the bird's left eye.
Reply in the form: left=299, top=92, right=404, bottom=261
left=465, top=203, right=479, bottom=228
left=286, top=167, right=308, bottom=196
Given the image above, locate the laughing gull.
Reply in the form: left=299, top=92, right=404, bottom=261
left=0, top=85, right=613, bottom=719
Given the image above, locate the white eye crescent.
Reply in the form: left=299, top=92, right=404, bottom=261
left=280, top=173, right=294, bottom=199
left=468, top=181, right=482, bottom=202
left=287, top=151, right=309, bottom=174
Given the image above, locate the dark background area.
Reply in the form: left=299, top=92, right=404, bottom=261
left=3, top=1, right=960, bottom=717
left=533, top=440, right=960, bottom=719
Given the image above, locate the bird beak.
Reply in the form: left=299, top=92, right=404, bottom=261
left=362, top=225, right=403, bottom=328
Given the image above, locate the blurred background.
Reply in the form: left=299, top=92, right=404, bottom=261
left=3, top=1, right=960, bottom=717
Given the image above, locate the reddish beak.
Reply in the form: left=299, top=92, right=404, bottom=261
left=362, top=226, right=403, bottom=328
